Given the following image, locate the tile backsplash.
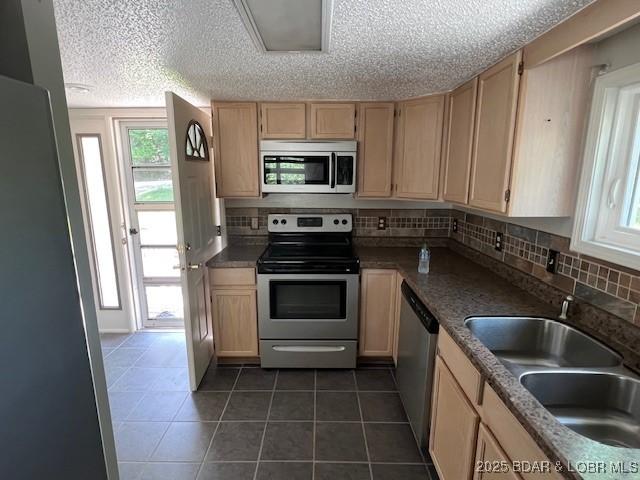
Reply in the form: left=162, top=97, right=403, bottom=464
left=225, top=206, right=640, bottom=327
left=451, top=210, right=640, bottom=326
left=225, top=207, right=451, bottom=238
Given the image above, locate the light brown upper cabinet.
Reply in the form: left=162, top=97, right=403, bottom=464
left=394, top=95, right=445, bottom=200
left=260, top=102, right=306, bottom=139
left=469, top=51, right=521, bottom=213
left=442, top=78, right=477, bottom=205
left=508, top=46, right=591, bottom=216
left=309, top=103, right=357, bottom=139
left=357, top=103, right=395, bottom=197
left=212, top=101, right=260, bottom=197
left=466, top=47, right=591, bottom=216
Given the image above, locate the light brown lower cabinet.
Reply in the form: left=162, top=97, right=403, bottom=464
left=210, top=268, right=258, bottom=357
left=474, top=424, right=523, bottom=480
left=430, top=331, right=562, bottom=480
left=359, top=269, right=398, bottom=357
left=430, top=355, right=480, bottom=480
left=211, top=289, right=258, bottom=357
left=392, top=272, right=404, bottom=365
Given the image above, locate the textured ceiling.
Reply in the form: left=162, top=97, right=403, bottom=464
left=54, top=0, right=594, bottom=108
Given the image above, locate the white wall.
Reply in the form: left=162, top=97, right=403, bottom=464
left=594, top=22, right=640, bottom=72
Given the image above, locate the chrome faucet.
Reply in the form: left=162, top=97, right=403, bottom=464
left=559, top=295, right=574, bottom=320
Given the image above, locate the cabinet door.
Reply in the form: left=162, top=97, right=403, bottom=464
left=260, top=103, right=306, bottom=139
left=212, top=289, right=258, bottom=357
left=359, top=269, right=397, bottom=357
left=430, top=355, right=480, bottom=480
left=395, top=95, right=445, bottom=199
left=357, top=103, right=395, bottom=197
left=392, top=272, right=403, bottom=365
left=443, top=78, right=478, bottom=204
left=212, top=102, right=259, bottom=197
left=469, top=51, right=521, bottom=213
left=309, top=103, right=356, bottom=139
left=474, top=424, right=522, bottom=480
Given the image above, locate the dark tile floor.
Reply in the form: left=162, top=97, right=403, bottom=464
left=101, top=332, right=439, bottom=480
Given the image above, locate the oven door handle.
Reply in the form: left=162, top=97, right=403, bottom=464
left=330, top=152, right=336, bottom=189
left=272, top=345, right=346, bottom=353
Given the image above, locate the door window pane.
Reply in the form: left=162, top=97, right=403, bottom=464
left=263, top=156, right=329, bottom=185
left=270, top=281, right=345, bottom=319
left=78, top=135, right=120, bottom=309
left=138, top=210, right=177, bottom=245
left=141, top=248, right=179, bottom=278
left=128, top=128, right=170, bottom=166
left=146, top=285, right=183, bottom=319
left=133, top=168, right=174, bottom=202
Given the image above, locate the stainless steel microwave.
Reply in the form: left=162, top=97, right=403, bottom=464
left=260, top=140, right=356, bottom=194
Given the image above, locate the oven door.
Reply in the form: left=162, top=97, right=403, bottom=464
left=261, top=152, right=334, bottom=193
left=257, top=273, right=359, bottom=339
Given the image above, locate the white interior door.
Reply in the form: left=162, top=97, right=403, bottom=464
left=166, top=92, right=222, bottom=390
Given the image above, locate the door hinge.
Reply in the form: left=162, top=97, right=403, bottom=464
left=209, top=135, right=214, bottom=144
left=517, top=61, right=524, bottom=76
left=504, top=189, right=511, bottom=203
left=216, top=225, right=222, bottom=236
left=260, top=123, right=263, bottom=132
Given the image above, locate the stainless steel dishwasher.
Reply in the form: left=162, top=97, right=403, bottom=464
left=395, top=280, right=439, bottom=448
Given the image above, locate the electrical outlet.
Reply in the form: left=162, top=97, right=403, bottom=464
left=495, top=232, right=503, bottom=251
left=250, top=217, right=259, bottom=230
left=547, top=249, right=559, bottom=273
left=378, top=217, right=387, bottom=230
left=452, top=218, right=458, bottom=232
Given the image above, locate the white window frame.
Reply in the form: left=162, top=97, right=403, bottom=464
left=572, top=62, right=640, bottom=270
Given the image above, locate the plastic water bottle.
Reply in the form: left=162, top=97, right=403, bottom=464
left=418, top=243, right=430, bottom=274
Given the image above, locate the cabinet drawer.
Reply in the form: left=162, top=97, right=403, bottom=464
left=481, top=384, right=562, bottom=480
left=210, top=267, right=256, bottom=287
left=437, top=329, right=483, bottom=405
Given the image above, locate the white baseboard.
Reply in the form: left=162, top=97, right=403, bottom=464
left=98, top=328, right=132, bottom=334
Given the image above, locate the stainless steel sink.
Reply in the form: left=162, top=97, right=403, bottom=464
left=464, top=316, right=640, bottom=448
left=464, top=316, right=622, bottom=369
left=520, top=371, right=640, bottom=449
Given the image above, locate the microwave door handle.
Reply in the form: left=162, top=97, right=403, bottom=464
left=330, top=153, right=336, bottom=189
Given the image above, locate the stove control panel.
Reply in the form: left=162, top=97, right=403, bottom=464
left=267, top=214, right=352, bottom=233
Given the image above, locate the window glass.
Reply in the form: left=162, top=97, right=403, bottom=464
left=79, top=135, right=120, bottom=309
left=138, top=210, right=177, bottom=245
left=145, top=285, right=183, bottom=319
left=133, top=168, right=174, bottom=202
left=141, top=248, right=180, bottom=278
left=128, top=128, right=170, bottom=166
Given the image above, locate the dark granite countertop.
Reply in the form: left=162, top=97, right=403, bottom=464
left=207, top=244, right=639, bottom=478
left=357, top=246, right=639, bottom=480
left=206, top=245, right=264, bottom=268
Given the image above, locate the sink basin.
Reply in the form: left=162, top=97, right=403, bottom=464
left=464, top=316, right=622, bottom=369
left=520, top=371, right=640, bottom=448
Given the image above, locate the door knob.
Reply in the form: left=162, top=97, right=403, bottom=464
left=129, top=227, right=138, bottom=235
left=186, top=263, right=201, bottom=270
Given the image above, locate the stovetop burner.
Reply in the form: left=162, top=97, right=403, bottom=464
left=257, top=214, right=359, bottom=274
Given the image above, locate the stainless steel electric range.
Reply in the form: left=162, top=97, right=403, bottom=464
left=256, top=214, right=360, bottom=368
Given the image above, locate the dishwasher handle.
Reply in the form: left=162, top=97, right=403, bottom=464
left=401, top=280, right=439, bottom=334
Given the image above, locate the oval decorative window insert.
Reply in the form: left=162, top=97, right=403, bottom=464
left=185, top=120, right=209, bottom=161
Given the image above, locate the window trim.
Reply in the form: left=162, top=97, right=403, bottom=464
left=76, top=133, right=122, bottom=310
left=572, top=62, right=640, bottom=270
